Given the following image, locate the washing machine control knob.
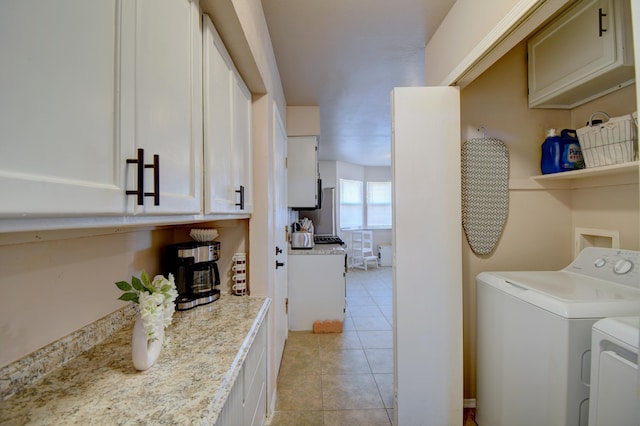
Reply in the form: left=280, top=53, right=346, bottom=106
left=613, top=259, right=633, bottom=275
left=594, top=258, right=606, bottom=268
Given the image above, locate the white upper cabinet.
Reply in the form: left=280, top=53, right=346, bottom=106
left=203, top=14, right=253, bottom=215
left=232, top=76, right=253, bottom=213
left=121, top=0, right=203, bottom=214
left=528, top=0, right=635, bottom=109
left=287, top=136, right=318, bottom=209
left=0, top=0, right=126, bottom=217
left=0, top=0, right=202, bottom=218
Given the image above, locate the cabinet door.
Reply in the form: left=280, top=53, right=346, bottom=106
left=0, top=0, right=127, bottom=217
left=203, top=14, right=252, bottom=215
left=287, top=137, right=318, bottom=208
left=232, top=76, right=253, bottom=213
left=215, top=367, right=244, bottom=426
left=125, top=0, right=202, bottom=214
left=243, top=321, right=267, bottom=425
left=203, top=15, right=235, bottom=214
left=528, top=0, right=634, bottom=108
left=288, top=254, right=345, bottom=331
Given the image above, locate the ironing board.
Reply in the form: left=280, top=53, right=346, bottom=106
left=461, top=136, right=510, bottom=256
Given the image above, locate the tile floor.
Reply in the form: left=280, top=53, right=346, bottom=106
left=269, top=266, right=394, bottom=425
left=268, top=265, right=477, bottom=425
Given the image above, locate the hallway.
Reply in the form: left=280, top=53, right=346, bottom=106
left=270, top=267, right=394, bottom=425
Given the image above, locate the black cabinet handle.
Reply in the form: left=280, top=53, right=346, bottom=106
left=276, top=246, right=283, bottom=255
left=126, top=148, right=145, bottom=205
left=276, top=261, right=285, bottom=269
left=235, top=185, right=245, bottom=210
left=144, top=154, right=160, bottom=206
left=126, top=149, right=160, bottom=206
left=599, top=8, right=607, bottom=37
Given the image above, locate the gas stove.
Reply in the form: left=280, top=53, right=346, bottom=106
left=313, top=235, right=344, bottom=245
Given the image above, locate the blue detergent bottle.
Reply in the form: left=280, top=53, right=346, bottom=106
left=540, top=128, right=584, bottom=174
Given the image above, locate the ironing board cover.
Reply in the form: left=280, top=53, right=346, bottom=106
left=461, top=138, right=509, bottom=256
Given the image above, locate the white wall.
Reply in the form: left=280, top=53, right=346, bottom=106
left=365, top=167, right=391, bottom=182
left=319, top=161, right=337, bottom=188
left=392, top=86, right=463, bottom=425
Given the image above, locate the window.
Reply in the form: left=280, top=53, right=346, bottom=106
left=339, top=179, right=363, bottom=229
left=366, top=181, right=392, bottom=227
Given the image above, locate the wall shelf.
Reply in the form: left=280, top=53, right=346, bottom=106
left=530, top=161, right=639, bottom=189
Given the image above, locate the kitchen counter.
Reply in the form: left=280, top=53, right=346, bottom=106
left=288, top=243, right=346, bottom=255
left=0, top=295, right=270, bottom=425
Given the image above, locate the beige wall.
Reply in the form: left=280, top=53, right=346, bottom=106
left=460, top=40, right=639, bottom=399
left=286, top=106, right=320, bottom=136
left=0, top=220, right=248, bottom=368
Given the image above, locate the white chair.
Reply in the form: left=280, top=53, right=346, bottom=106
left=350, top=230, right=378, bottom=270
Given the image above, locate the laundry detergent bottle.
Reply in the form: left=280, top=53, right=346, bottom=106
left=540, top=128, right=584, bottom=174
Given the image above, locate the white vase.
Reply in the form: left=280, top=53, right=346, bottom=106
left=131, top=315, right=164, bottom=371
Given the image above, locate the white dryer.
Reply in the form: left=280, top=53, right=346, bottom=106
left=476, top=248, right=640, bottom=426
left=589, top=316, right=639, bottom=426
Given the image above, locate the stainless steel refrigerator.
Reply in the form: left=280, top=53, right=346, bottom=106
left=297, top=187, right=336, bottom=236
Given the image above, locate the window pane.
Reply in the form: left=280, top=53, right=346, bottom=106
left=340, top=179, right=363, bottom=228
left=366, top=182, right=392, bottom=227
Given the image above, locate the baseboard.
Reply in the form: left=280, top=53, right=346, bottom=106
left=464, top=398, right=477, bottom=408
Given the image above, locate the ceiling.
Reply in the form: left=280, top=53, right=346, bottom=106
left=262, top=0, right=456, bottom=167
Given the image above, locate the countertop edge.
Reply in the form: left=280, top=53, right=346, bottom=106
left=206, top=297, right=271, bottom=424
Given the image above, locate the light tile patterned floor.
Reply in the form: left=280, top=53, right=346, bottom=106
left=269, top=266, right=395, bottom=425
left=269, top=266, right=477, bottom=425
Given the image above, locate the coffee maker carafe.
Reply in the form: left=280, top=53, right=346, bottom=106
left=166, top=241, right=221, bottom=310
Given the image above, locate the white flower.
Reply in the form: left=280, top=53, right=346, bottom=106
left=115, top=271, right=178, bottom=343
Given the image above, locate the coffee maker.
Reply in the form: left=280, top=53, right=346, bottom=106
left=165, top=241, right=221, bottom=310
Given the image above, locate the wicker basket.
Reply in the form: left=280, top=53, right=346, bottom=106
left=576, top=111, right=637, bottom=168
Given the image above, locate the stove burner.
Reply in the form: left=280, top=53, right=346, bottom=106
left=314, top=235, right=344, bottom=245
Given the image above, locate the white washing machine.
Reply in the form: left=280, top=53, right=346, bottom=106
left=476, top=248, right=640, bottom=426
left=589, top=316, right=639, bottom=426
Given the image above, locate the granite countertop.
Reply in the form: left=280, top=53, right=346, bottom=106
left=288, top=243, right=346, bottom=255
left=0, top=295, right=270, bottom=425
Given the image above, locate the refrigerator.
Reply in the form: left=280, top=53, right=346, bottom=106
left=297, top=187, right=336, bottom=236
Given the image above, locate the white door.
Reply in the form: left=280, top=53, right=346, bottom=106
left=270, top=104, right=288, bottom=407
left=124, top=0, right=202, bottom=215
left=391, top=87, right=463, bottom=425
left=0, top=0, right=126, bottom=217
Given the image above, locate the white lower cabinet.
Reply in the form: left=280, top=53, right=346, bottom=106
left=203, top=14, right=253, bottom=215
left=216, top=317, right=267, bottom=426
left=288, top=253, right=346, bottom=331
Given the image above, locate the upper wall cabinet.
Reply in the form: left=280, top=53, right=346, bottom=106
left=203, top=14, right=253, bottom=215
left=0, top=0, right=202, bottom=218
left=528, top=0, right=634, bottom=109
left=122, top=0, right=203, bottom=215
left=0, top=0, right=126, bottom=217
left=287, top=136, right=319, bottom=209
